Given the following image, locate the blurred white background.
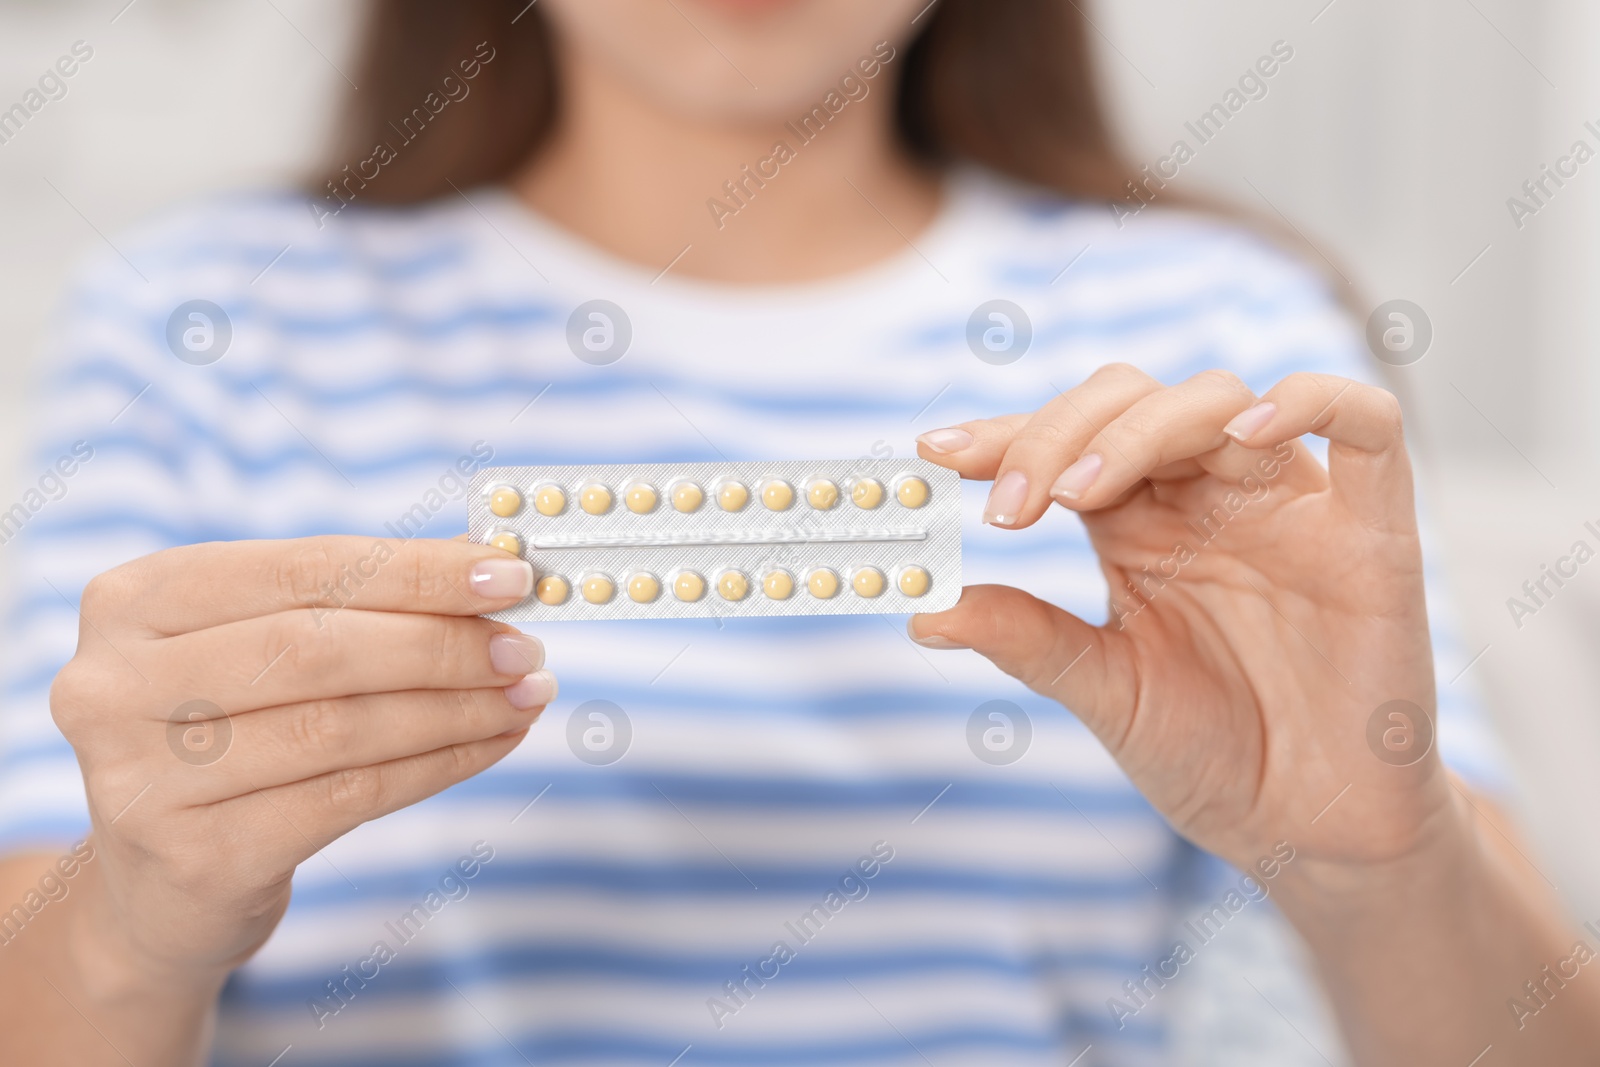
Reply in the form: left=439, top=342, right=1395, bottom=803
left=1, top=0, right=1596, bottom=918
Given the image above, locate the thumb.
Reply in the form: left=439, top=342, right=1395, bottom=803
left=909, top=585, right=1135, bottom=747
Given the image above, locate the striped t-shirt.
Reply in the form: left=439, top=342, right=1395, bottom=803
left=1, top=169, right=1502, bottom=1066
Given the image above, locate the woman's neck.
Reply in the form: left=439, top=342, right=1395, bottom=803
left=512, top=43, right=941, bottom=285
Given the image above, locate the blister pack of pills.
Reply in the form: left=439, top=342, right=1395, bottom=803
left=467, top=459, right=962, bottom=620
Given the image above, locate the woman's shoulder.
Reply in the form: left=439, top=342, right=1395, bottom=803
left=953, top=167, right=1340, bottom=307
left=44, top=188, right=504, bottom=396
left=948, top=169, right=1365, bottom=387
left=69, top=187, right=482, bottom=302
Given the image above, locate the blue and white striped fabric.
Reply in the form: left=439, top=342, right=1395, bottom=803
left=1, top=168, right=1502, bottom=1066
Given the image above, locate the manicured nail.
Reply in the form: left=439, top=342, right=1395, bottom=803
left=983, top=469, right=1029, bottom=526
left=917, top=427, right=973, bottom=454
left=1223, top=402, right=1276, bottom=443
left=1050, top=453, right=1102, bottom=502
left=489, top=632, right=545, bottom=676
left=505, top=669, right=558, bottom=710
left=906, top=618, right=967, bottom=650
left=471, top=558, right=535, bottom=600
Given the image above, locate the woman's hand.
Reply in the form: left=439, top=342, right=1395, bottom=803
left=48, top=536, right=553, bottom=991
left=911, top=365, right=1460, bottom=882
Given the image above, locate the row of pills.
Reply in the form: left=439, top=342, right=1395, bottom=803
left=487, top=474, right=930, bottom=519
left=529, top=563, right=933, bottom=606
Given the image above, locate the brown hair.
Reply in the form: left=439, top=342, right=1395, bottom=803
left=328, top=0, right=1137, bottom=206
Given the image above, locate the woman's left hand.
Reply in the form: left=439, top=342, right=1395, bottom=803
left=912, top=365, right=1463, bottom=882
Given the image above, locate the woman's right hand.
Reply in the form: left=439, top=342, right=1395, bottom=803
left=48, top=536, right=552, bottom=990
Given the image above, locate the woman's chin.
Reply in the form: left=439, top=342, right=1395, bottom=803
left=687, top=0, right=812, bottom=17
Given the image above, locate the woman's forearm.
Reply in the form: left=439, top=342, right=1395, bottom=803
left=1276, top=790, right=1600, bottom=1066
left=0, top=852, right=221, bottom=1065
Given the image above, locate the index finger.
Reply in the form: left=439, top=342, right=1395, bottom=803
left=97, top=535, right=532, bottom=636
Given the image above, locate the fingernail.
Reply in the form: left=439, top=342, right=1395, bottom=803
left=471, top=558, right=535, bottom=600
left=1223, top=402, right=1276, bottom=442
left=917, top=427, right=973, bottom=454
left=1051, top=453, right=1102, bottom=502
left=983, top=469, right=1029, bottom=526
left=505, top=669, right=558, bottom=710
left=907, top=618, right=967, bottom=650
left=490, top=632, right=545, bottom=675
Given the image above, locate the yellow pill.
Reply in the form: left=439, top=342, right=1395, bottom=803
left=807, top=479, right=839, bottom=510
left=488, top=485, right=522, bottom=518
left=672, top=481, right=704, bottom=513
left=761, top=479, right=794, bottom=511
left=534, top=484, right=567, bottom=516
left=717, top=569, right=750, bottom=601
left=896, top=476, right=930, bottom=508
left=763, top=569, right=794, bottom=600
left=489, top=531, right=521, bottom=555
left=581, top=573, right=614, bottom=604
left=673, top=571, right=706, bottom=602
left=898, top=565, right=931, bottom=597
left=627, top=572, right=660, bottom=603
left=718, top=481, right=749, bottom=512
left=536, top=575, right=569, bottom=605
left=580, top=484, right=612, bottom=515
left=807, top=568, right=839, bottom=599
left=851, top=478, right=884, bottom=509
left=852, top=567, right=886, bottom=598
left=625, top=483, right=657, bottom=514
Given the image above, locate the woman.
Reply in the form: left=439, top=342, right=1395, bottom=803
left=0, top=1, right=1593, bottom=1064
